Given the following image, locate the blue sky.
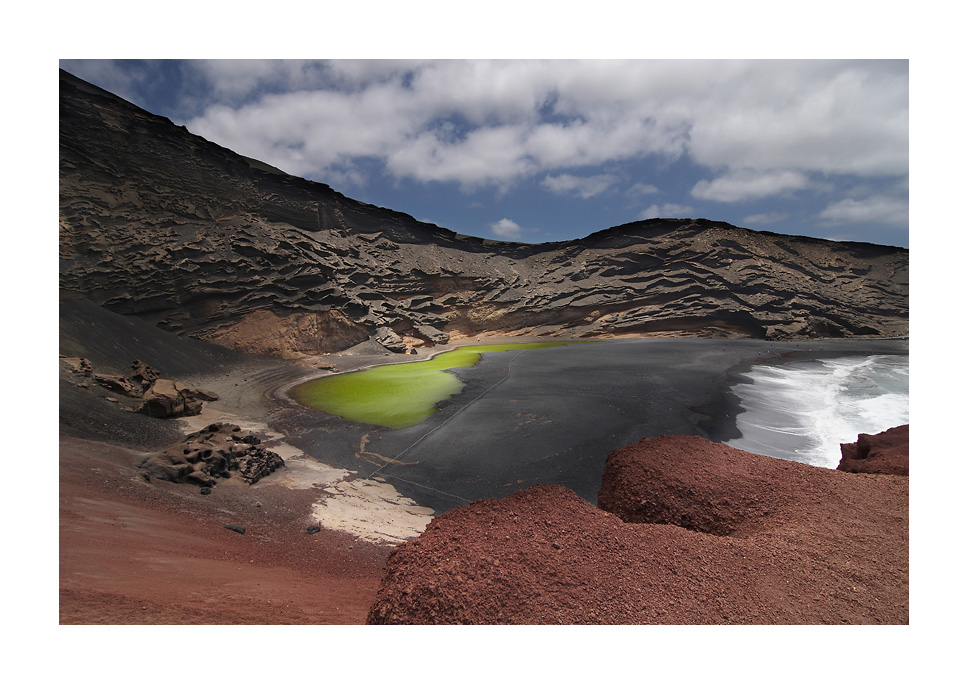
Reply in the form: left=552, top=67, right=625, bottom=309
left=60, top=59, right=908, bottom=248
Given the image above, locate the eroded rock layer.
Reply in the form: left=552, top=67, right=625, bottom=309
left=59, top=70, right=908, bottom=357
left=367, top=434, right=908, bottom=624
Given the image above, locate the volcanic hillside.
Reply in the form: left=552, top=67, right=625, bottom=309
left=59, top=69, right=909, bottom=358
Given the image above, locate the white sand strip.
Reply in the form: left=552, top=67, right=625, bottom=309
left=177, top=405, right=433, bottom=545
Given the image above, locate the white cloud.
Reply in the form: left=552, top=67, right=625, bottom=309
left=743, top=211, right=788, bottom=225
left=387, top=125, right=538, bottom=190
left=683, top=61, right=908, bottom=177
left=819, top=196, right=909, bottom=226
left=639, top=203, right=695, bottom=219
left=691, top=170, right=809, bottom=203
left=541, top=173, right=617, bottom=198
left=627, top=182, right=660, bottom=196
left=179, top=59, right=907, bottom=194
left=489, top=218, right=525, bottom=240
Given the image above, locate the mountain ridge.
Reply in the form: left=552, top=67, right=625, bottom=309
left=59, top=68, right=909, bottom=358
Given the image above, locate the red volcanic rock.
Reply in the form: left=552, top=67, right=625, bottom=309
left=598, top=435, right=804, bottom=535
left=838, top=424, right=909, bottom=475
left=367, top=436, right=908, bottom=625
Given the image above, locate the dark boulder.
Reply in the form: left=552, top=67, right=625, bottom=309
left=137, top=379, right=204, bottom=418
left=137, top=422, right=285, bottom=486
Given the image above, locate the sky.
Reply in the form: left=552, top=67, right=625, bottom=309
left=59, top=58, right=909, bottom=247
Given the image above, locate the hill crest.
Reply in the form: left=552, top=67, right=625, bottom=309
left=59, top=69, right=909, bottom=357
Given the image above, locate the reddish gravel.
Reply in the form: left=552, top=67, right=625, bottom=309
left=367, top=433, right=908, bottom=624
left=838, top=424, right=909, bottom=475
left=59, top=436, right=388, bottom=624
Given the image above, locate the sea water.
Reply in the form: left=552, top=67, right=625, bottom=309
left=290, top=341, right=580, bottom=429
left=725, top=354, right=909, bottom=469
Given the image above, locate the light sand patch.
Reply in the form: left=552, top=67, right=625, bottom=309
left=252, top=453, right=349, bottom=491
left=311, top=479, right=434, bottom=546
left=177, top=405, right=285, bottom=440
left=177, top=404, right=433, bottom=545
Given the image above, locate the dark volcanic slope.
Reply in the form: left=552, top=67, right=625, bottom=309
left=59, top=69, right=908, bottom=357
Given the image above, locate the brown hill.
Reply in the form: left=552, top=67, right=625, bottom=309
left=59, top=69, right=908, bottom=358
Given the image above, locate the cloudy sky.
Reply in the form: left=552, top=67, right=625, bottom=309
left=59, top=59, right=909, bottom=247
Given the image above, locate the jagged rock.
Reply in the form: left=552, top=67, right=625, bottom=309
left=137, top=422, right=284, bottom=486
left=415, top=325, right=450, bottom=345
left=224, top=524, right=246, bottom=534
left=374, top=327, right=408, bottom=353
left=138, top=378, right=203, bottom=417
left=838, top=425, right=909, bottom=475
left=129, top=360, right=160, bottom=392
left=61, top=356, right=93, bottom=376
left=93, top=373, right=140, bottom=397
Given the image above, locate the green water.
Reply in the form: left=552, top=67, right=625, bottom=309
left=290, top=342, right=580, bottom=429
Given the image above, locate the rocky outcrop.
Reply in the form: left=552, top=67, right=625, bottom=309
left=60, top=356, right=93, bottom=376
left=597, top=434, right=792, bottom=535
left=838, top=424, right=909, bottom=475
left=59, top=69, right=908, bottom=358
left=137, top=422, right=284, bottom=487
left=93, top=373, right=140, bottom=397
left=60, top=354, right=218, bottom=419
left=414, top=325, right=450, bottom=346
left=367, top=436, right=908, bottom=624
left=373, top=326, right=408, bottom=353
left=137, top=378, right=206, bottom=418
left=129, top=360, right=160, bottom=392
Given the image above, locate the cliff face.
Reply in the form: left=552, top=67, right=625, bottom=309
left=59, top=70, right=909, bottom=357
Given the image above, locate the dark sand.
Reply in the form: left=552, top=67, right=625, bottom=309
left=277, top=337, right=909, bottom=513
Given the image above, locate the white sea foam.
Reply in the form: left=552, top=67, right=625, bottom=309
left=725, top=354, right=909, bottom=468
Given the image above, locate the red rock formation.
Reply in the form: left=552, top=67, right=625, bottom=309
left=838, top=424, right=909, bottom=475
left=367, top=435, right=908, bottom=624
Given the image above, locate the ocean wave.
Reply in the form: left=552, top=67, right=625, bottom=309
left=726, top=354, right=909, bottom=468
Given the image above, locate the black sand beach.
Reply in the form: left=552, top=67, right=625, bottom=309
left=60, top=299, right=907, bottom=514
left=275, top=337, right=908, bottom=512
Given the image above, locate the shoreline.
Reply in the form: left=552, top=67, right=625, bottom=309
left=265, top=336, right=908, bottom=514
left=61, top=330, right=911, bottom=539
left=59, top=330, right=910, bottom=625
left=61, top=330, right=909, bottom=547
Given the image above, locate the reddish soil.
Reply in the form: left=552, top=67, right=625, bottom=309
left=59, top=436, right=388, bottom=624
left=838, top=424, right=909, bottom=475
left=368, top=433, right=908, bottom=624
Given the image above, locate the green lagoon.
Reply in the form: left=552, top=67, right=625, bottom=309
left=290, top=342, right=579, bottom=429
